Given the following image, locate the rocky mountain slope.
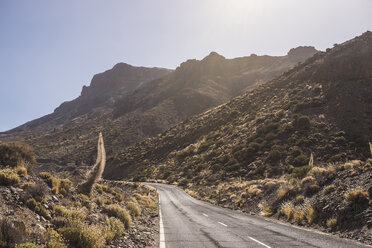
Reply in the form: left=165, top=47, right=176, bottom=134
left=104, top=31, right=372, bottom=244
left=0, top=47, right=317, bottom=167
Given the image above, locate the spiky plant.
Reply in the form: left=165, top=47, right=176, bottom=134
left=309, top=152, right=314, bottom=167
left=78, top=132, right=106, bottom=195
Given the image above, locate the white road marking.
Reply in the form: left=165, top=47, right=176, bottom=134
left=249, top=236, right=271, bottom=248
left=202, top=213, right=209, bottom=217
left=159, top=195, right=166, bottom=248
left=218, top=221, right=227, bottom=227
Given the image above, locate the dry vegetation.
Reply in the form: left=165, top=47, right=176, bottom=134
left=0, top=141, right=159, bottom=248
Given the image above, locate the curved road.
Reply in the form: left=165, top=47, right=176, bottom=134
left=147, top=183, right=370, bottom=248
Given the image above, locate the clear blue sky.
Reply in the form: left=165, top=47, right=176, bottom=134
left=1, top=0, right=371, bottom=131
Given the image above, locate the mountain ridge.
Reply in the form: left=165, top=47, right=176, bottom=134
left=0, top=46, right=318, bottom=168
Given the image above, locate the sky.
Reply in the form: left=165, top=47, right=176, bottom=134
left=0, top=0, right=371, bottom=131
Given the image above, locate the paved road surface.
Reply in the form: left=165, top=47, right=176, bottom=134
left=147, top=183, right=370, bottom=248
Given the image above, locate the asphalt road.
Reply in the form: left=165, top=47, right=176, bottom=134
left=147, top=183, right=370, bottom=248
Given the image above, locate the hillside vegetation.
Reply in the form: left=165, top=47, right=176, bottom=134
left=0, top=141, right=158, bottom=248
left=0, top=47, right=316, bottom=168
left=104, top=31, right=372, bottom=244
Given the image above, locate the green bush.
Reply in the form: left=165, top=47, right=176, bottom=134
left=0, top=142, right=36, bottom=167
left=0, top=169, right=20, bottom=186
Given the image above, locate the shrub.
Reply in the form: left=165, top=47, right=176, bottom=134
left=266, top=150, right=282, bottom=164
left=344, top=188, right=369, bottom=205
left=21, top=182, right=36, bottom=190
left=277, top=184, right=289, bottom=199
left=280, top=200, right=315, bottom=224
left=295, top=195, right=305, bottom=205
left=15, top=243, right=42, bottom=248
left=15, top=166, right=27, bottom=176
left=280, top=201, right=294, bottom=220
left=308, top=166, right=333, bottom=181
left=52, top=206, right=85, bottom=221
left=0, top=142, right=36, bottom=168
left=323, top=185, right=336, bottom=195
left=328, top=154, right=343, bottom=163
left=0, top=218, right=27, bottom=247
left=95, top=184, right=104, bottom=194
left=306, top=184, right=321, bottom=195
left=43, top=229, right=67, bottom=248
left=225, top=163, right=240, bottom=172
left=263, top=181, right=277, bottom=191
left=0, top=169, right=20, bottom=186
left=301, top=176, right=315, bottom=185
left=26, top=198, right=50, bottom=219
left=103, top=217, right=124, bottom=243
left=293, top=155, right=309, bottom=167
left=39, top=172, right=61, bottom=195
left=59, top=221, right=105, bottom=248
left=247, top=185, right=262, bottom=196
left=294, top=115, right=310, bottom=130
left=134, top=193, right=157, bottom=210
left=127, top=201, right=141, bottom=217
left=258, top=201, right=273, bottom=216
left=59, top=179, right=73, bottom=197
left=290, top=165, right=310, bottom=179
left=104, top=204, right=131, bottom=229
left=326, top=218, right=337, bottom=229
left=178, top=178, right=190, bottom=187
left=94, top=198, right=104, bottom=207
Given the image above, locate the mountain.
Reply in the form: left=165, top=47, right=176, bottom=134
left=8, top=63, right=172, bottom=132
left=103, top=32, right=372, bottom=244
left=0, top=47, right=317, bottom=166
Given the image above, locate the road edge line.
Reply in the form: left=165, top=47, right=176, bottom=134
left=159, top=194, right=166, bottom=248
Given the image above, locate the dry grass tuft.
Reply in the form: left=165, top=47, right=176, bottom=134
left=127, top=199, right=141, bottom=217
left=258, top=201, right=273, bottom=216
left=326, top=218, right=337, bottom=229
left=0, top=169, right=20, bottom=186
left=104, top=204, right=131, bottom=229
left=247, top=185, right=262, bottom=196
left=344, top=188, right=369, bottom=205
left=280, top=199, right=315, bottom=224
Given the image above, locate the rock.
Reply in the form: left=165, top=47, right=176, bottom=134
left=10, top=186, right=23, bottom=194
left=36, top=223, right=46, bottom=232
